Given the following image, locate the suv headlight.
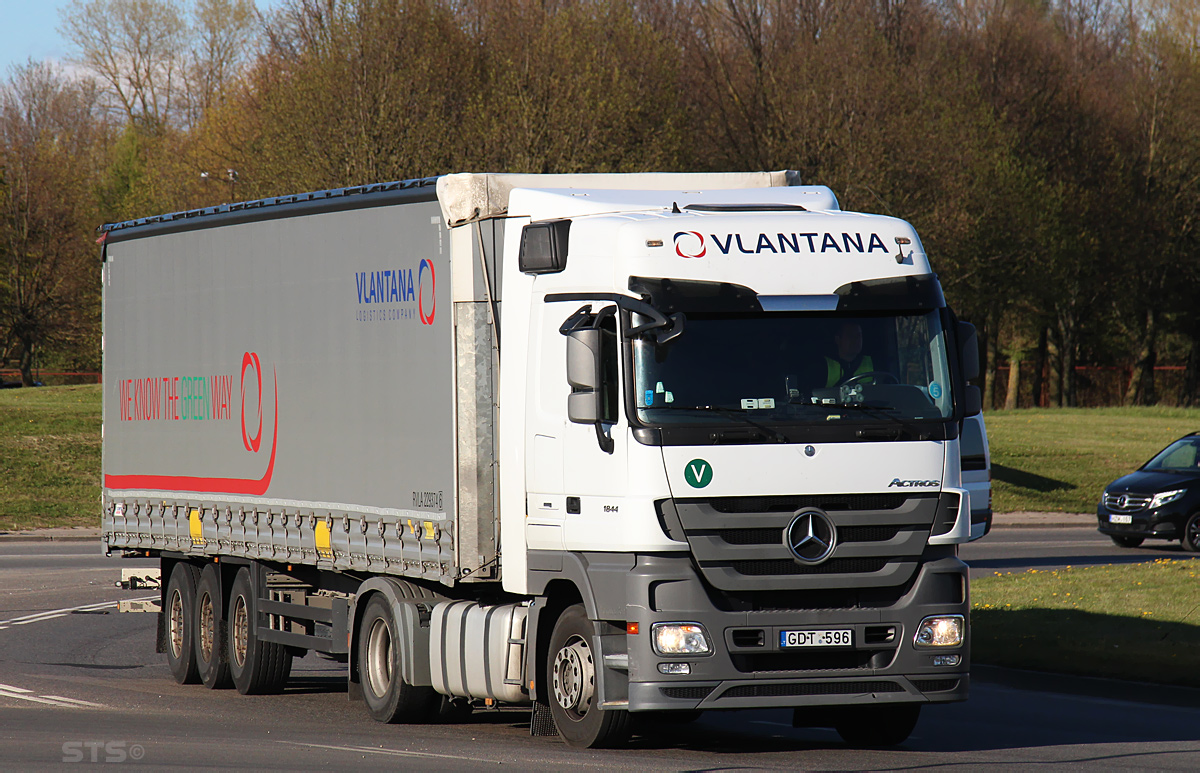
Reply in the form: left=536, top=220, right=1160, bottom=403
left=913, top=615, right=964, bottom=647
left=1150, top=489, right=1186, bottom=508
left=651, top=623, right=711, bottom=655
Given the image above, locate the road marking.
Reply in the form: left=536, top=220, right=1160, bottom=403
left=277, top=741, right=501, bottom=764
left=40, top=695, right=106, bottom=708
left=0, top=687, right=106, bottom=709
left=0, top=683, right=32, bottom=693
left=0, top=596, right=157, bottom=628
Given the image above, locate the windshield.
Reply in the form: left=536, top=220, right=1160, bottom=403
left=1143, top=438, right=1200, bottom=471
left=633, top=310, right=954, bottom=426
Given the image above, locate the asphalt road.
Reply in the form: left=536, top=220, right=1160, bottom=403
left=959, top=525, right=1200, bottom=578
left=0, top=536, right=1197, bottom=770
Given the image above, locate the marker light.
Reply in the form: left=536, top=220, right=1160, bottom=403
left=658, top=662, right=691, bottom=675
left=1150, top=489, right=1186, bottom=509
left=932, top=654, right=962, bottom=667
left=913, top=615, right=964, bottom=647
left=652, top=623, right=711, bottom=655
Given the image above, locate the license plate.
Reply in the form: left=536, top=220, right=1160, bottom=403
left=1109, top=514, right=1133, bottom=524
left=780, top=629, right=852, bottom=648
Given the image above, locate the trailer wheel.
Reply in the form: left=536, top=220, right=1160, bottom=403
left=358, top=594, right=438, bottom=723
left=194, top=564, right=232, bottom=689
left=546, top=604, right=630, bottom=748
left=227, top=567, right=292, bottom=695
left=835, top=704, right=921, bottom=747
left=165, top=563, right=201, bottom=685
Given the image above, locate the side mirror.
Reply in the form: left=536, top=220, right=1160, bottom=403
left=957, top=322, right=979, bottom=382
left=566, top=329, right=600, bottom=392
left=964, top=384, right=982, bottom=417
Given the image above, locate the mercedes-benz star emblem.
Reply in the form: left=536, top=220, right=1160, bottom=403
left=785, top=509, right=837, bottom=564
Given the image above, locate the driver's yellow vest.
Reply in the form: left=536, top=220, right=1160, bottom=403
left=825, top=355, right=874, bottom=388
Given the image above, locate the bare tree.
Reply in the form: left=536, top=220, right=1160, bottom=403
left=0, top=63, right=104, bottom=385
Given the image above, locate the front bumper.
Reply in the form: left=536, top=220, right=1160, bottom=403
left=1096, top=505, right=1183, bottom=539
left=620, top=552, right=969, bottom=712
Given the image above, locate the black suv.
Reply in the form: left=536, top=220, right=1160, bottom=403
left=1097, top=432, right=1200, bottom=551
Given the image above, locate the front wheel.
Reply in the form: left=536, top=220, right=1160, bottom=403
left=835, top=704, right=921, bottom=748
left=546, top=604, right=630, bottom=748
left=1182, top=513, right=1200, bottom=553
left=227, top=568, right=292, bottom=695
left=1110, top=535, right=1145, bottom=548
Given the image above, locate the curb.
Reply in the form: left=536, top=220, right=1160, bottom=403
left=0, top=530, right=102, bottom=542
left=972, top=663, right=1200, bottom=709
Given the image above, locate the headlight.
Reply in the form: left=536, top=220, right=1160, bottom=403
left=652, top=623, right=711, bottom=655
left=1150, top=489, right=1186, bottom=508
left=913, top=615, right=964, bottom=648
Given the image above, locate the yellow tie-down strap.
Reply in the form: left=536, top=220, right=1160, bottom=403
left=314, top=519, right=334, bottom=560
left=189, top=508, right=205, bottom=547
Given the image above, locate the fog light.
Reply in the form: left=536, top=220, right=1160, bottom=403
left=932, top=654, right=961, bottom=667
left=658, top=662, right=691, bottom=675
left=652, top=623, right=711, bottom=655
left=914, top=615, right=964, bottom=647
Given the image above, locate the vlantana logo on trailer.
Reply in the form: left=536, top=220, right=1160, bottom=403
left=674, top=230, right=890, bottom=257
left=354, top=258, right=436, bottom=325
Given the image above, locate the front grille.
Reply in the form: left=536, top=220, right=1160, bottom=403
left=673, top=493, right=943, bottom=592
left=730, top=558, right=889, bottom=576
left=707, top=494, right=907, bottom=513
left=912, top=678, right=960, bottom=693
left=731, top=650, right=891, bottom=673
left=716, top=525, right=901, bottom=545
left=1103, top=493, right=1152, bottom=512
left=720, top=681, right=903, bottom=699
left=662, top=686, right=715, bottom=700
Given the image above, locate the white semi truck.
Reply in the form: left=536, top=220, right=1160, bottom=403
left=101, top=171, right=982, bottom=748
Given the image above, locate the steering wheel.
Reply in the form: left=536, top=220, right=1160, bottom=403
left=841, top=371, right=900, bottom=387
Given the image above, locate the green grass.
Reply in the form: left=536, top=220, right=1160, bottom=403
left=972, top=560, right=1200, bottom=687
left=985, top=406, right=1200, bottom=513
left=0, top=384, right=101, bottom=529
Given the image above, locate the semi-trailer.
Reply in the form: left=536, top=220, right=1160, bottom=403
left=101, top=171, right=982, bottom=748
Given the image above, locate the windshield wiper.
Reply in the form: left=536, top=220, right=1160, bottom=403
left=669, top=405, right=787, bottom=443
left=816, top=401, right=931, bottom=440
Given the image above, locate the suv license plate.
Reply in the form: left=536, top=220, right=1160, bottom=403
left=1109, top=514, right=1133, bottom=524
left=780, top=629, right=852, bottom=648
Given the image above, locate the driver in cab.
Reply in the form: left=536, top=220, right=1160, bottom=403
left=825, top=321, right=874, bottom=387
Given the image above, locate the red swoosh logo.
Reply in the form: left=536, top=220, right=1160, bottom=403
left=105, top=370, right=279, bottom=496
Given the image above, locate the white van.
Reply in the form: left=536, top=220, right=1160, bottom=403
left=962, top=413, right=992, bottom=540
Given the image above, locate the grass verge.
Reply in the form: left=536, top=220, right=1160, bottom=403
left=985, top=406, right=1200, bottom=513
left=972, top=559, right=1200, bottom=688
left=0, top=384, right=101, bottom=529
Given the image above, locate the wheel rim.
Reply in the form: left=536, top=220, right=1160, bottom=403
left=552, top=634, right=594, bottom=719
left=169, top=588, right=185, bottom=658
left=1188, top=517, right=1200, bottom=549
left=365, top=618, right=393, bottom=699
left=231, top=596, right=249, bottom=669
left=198, top=592, right=214, bottom=661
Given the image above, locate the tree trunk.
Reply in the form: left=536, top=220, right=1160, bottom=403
left=983, top=308, right=1001, bottom=411
left=18, top=341, right=35, bottom=387
left=1004, top=348, right=1021, bottom=410
left=1123, top=308, right=1158, bottom=406
left=1031, top=326, right=1048, bottom=408
left=1048, top=330, right=1063, bottom=407
left=1184, top=330, right=1200, bottom=407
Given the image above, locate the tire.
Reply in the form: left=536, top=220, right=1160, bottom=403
left=358, top=594, right=439, bottom=723
left=546, top=604, right=631, bottom=748
left=164, top=563, right=201, bottom=685
left=835, top=704, right=921, bottom=748
left=1111, top=535, right=1145, bottom=548
left=194, top=564, right=232, bottom=689
left=227, top=567, right=292, bottom=695
left=1183, top=513, right=1200, bottom=553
